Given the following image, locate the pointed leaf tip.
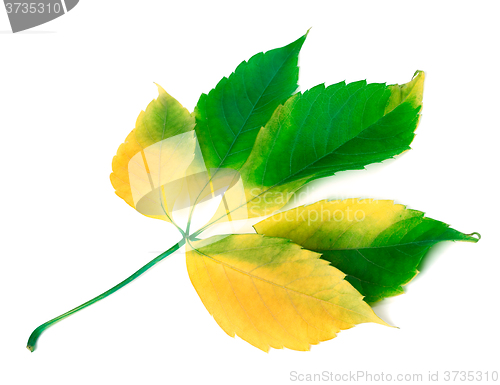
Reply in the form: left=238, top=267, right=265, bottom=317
left=384, top=71, right=425, bottom=114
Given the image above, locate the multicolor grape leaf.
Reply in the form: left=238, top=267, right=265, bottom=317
left=27, top=32, right=479, bottom=354
left=254, top=199, right=479, bottom=303
left=186, top=234, right=388, bottom=352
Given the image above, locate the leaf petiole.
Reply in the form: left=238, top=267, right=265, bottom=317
left=27, top=238, right=186, bottom=352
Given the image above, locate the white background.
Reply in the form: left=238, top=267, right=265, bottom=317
left=1, top=1, right=499, bottom=384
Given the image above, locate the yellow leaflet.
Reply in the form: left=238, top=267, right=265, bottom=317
left=186, top=234, right=388, bottom=352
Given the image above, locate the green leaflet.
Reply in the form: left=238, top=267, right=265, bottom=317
left=194, top=33, right=307, bottom=171
left=254, top=199, right=479, bottom=303
left=238, top=72, right=424, bottom=218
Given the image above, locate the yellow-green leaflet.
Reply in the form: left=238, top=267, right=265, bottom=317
left=110, top=85, right=199, bottom=224
left=254, top=199, right=479, bottom=303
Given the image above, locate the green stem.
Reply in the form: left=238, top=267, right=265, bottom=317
left=27, top=239, right=185, bottom=352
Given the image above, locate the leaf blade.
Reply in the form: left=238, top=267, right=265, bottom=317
left=239, top=72, right=425, bottom=217
left=110, top=86, right=196, bottom=222
left=254, top=199, right=479, bottom=303
left=186, top=234, right=387, bottom=352
left=194, top=33, right=308, bottom=171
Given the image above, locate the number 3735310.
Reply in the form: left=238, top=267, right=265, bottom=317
left=5, top=3, right=63, bottom=14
